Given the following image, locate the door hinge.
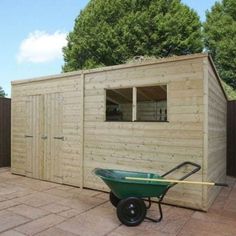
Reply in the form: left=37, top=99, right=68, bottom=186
left=53, top=136, right=64, bottom=141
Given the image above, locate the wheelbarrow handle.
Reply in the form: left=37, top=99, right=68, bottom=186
left=215, top=183, right=229, bottom=187
left=125, top=177, right=228, bottom=187
left=161, top=162, right=201, bottom=182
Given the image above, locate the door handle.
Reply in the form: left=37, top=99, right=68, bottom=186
left=25, top=135, right=33, bottom=138
left=53, top=136, right=64, bottom=141
left=41, top=136, right=47, bottom=140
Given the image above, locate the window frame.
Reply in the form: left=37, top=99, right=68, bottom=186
left=105, top=84, right=168, bottom=122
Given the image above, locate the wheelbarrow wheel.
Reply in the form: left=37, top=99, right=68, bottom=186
left=116, top=197, right=146, bottom=226
left=109, top=191, right=121, bottom=207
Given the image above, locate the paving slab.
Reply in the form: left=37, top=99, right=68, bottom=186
left=177, top=217, right=236, bottom=236
left=55, top=185, right=77, bottom=191
left=15, top=214, right=65, bottom=235
left=0, top=210, right=30, bottom=233
left=58, top=209, right=83, bottom=218
left=108, top=225, right=175, bottom=236
left=40, top=203, right=71, bottom=214
left=8, top=204, right=49, bottom=219
left=43, top=188, right=77, bottom=199
left=228, top=188, right=236, bottom=200
left=0, top=199, right=20, bottom=211
left=57, top=202, right=121, bottom=236
left=2, top=189, right=36, bottom=201
left=36, top=227, right=78, bottom=236
left=0, top=230, right=26, bottom=236
left=58, top=194, right=107, bottom=214
left=15, top=192, right=64, bottom=208
left=68, top=188, right=101, bottom=197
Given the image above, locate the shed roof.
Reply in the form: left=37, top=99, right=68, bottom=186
left=12, top=53, right=207, bottom=85
left=11, top=53, right=227, bottom=100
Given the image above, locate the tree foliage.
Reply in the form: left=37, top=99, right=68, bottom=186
left=222, top=81, right=236, bottom=100
left=63, top=0, right=203, bottom=72
left=204, top=0, right=236, bottom=89
left=0, top=86, right=6, bottom=97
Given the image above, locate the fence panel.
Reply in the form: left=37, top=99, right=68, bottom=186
left=227, top=100, right=236, bottom=177
left=0, top=98, right=11, bottom=167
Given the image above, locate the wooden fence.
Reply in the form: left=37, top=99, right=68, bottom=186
left=0, top=98, right=11, bottom=167
left=227, top=100, right=236, bottom=177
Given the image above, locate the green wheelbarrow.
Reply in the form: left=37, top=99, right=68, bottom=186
left=94, top=162, right=228, bottom=226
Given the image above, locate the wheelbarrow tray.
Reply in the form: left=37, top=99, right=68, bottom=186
left=94, top=168, right=170, bottom=199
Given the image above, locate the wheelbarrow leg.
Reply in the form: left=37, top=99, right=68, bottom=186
left=145, top=199, right=163, bottom=223
left=145, top=197, right=152, bottom=209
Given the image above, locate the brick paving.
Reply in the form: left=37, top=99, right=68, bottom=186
left=0, top=168, right=235, bottom=236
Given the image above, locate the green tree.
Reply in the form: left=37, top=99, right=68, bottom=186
left=204, top=0, right=236, bottom=89
left=222, top=81, right=236, bottom=100
left=63, top=0, right=203, bottom=72
left=0, top=86, right=6, bottom=97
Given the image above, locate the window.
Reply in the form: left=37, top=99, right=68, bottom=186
left=137, top=86, right=167, bottom=121
left=105, top=85, right=167, bottom=122
left=106, top=88, right=132, bottom=121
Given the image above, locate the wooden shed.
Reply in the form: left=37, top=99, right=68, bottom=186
left=11, top=53, right=227, bottom=210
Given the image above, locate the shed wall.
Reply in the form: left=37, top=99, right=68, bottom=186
left=206, top=59, right=227, bottom=208
left=83, top=58, right=205, bottom=209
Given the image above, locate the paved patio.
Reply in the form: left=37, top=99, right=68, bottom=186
left=0, top=168, right=235, bottom=236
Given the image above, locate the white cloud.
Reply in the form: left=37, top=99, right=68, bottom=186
left=17, top=30, right=67, bottom=63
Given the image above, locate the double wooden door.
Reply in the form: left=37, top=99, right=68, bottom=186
left=25, top=93, right=64, bottom=182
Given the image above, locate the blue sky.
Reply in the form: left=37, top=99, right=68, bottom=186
left=0, top=0, right=217, bottom=97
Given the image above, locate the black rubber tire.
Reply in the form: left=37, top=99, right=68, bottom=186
left=109, top=191, right=121, bottom=207
left=116, top=197, right=146, bottom=226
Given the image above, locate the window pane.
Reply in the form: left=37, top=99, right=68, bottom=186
left=137, top=86, right=167, bottom=121
left=106, top=88, right=132, bottom=121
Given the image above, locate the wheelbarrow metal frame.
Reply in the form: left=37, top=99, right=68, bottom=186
left=144, top=161, right=201, bottom=222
